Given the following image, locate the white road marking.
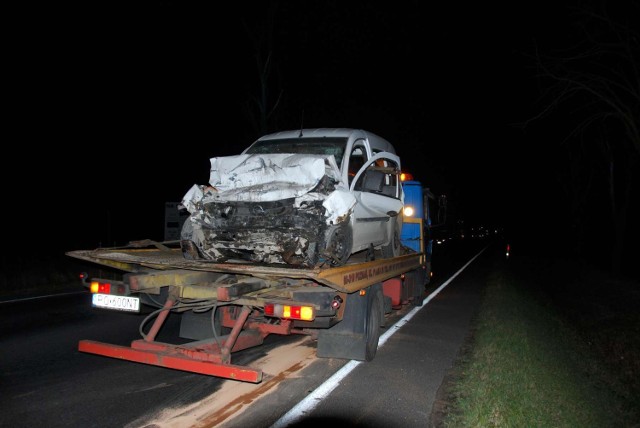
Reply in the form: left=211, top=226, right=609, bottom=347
left=0, top=290, right=88, bottom=304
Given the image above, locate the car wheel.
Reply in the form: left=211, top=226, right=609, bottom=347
left=324, top=222, right=353, bottom=266
left=381, top=217, right=401, bottom=259
left=180, top=219, right=202, bottom=260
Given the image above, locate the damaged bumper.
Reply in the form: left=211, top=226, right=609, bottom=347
left=183, top=198, right=333, bottom=266
left=180, top=153, right=356, bottom=267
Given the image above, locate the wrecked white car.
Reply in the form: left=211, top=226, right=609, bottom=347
left=180, top=128, right=404, bottom=267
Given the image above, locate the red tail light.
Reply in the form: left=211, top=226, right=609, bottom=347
left=90, top=281, right=111, bottom=294
left=264, top=303, right=314, bottom=320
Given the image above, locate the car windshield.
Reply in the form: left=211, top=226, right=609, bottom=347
left=245, top=137, right=348, bottom=167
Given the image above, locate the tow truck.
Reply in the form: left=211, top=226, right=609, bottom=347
left=67, top=176, right=444, bottom=383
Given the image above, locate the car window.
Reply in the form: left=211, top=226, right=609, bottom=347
left=244, top=137, right=348, bottom=166
left=353, top=155, right=401, bottom=198
left=348, top=145, right=368, bottom=187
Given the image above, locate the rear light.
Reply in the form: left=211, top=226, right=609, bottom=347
left=80, top=272, right=90, bottom=287
left=90, top=281, right=111, bottom=294
left=263, top=303, right=315, bottom=321
left=331, top=295, right=343, bottom=310
left=89, top=281, right=126, bottom=295
left=264, top=304, right=274, bottom=316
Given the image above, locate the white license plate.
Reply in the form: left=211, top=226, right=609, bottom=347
left=92, top=293, right=140, bottom=312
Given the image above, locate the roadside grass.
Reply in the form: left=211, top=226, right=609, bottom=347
left=441, top=255, right=639, bottom=428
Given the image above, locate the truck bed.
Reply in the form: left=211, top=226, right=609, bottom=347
left=67, top=240, right=425, bottom=293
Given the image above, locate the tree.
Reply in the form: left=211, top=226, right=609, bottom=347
left=240, top=2, right=284, bottom=139
left=525, top=2, right=639, bottom=275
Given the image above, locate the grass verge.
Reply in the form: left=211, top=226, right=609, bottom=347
left=440, top=257, right=639, bottom=427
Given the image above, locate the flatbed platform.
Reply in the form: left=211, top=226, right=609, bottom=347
left=67, top=241, right=425, bottom=293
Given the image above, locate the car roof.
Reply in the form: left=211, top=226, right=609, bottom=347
left=254, top=128, right=396, bottom=154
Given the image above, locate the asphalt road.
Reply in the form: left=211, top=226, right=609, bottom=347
left=0, top=290, right=288, bottom=428
left=0, top=237, right=494, bottom=428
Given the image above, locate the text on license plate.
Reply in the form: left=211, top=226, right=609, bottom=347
left=92, top=293, right=140, bottom=312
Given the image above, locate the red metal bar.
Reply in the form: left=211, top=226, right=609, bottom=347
left=145, top=295, right=176, bottom=342
left=130, top=340, right=223, bottom=363
left=130, top=330, right=265, bottom=358
left=245, top=318, right=293, bottom=335
left=78, top=340, right=263, bottom=383
left=221, top=306, right=252, bottom=363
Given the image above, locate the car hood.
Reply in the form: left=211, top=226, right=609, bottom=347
left=181, top=153, right=356, bottom=224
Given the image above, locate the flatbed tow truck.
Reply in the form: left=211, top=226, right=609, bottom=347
left=67, top=179, right=440, bottom=384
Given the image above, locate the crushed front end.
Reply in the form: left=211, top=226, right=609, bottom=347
left=180, top=153, right=355, bottom=267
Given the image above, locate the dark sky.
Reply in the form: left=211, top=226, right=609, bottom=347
left=7, top=0, right=615, bottom=253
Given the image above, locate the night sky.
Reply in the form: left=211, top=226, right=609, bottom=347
left=7, top=1, right=638, bottom=267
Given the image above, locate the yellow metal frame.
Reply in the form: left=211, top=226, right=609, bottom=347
left=67, top=218, right=427, bottom=294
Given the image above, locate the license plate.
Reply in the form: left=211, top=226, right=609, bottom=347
left=92, top=293, right=140, bottom=312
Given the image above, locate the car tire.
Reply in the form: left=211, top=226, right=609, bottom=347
left=180, top=219, right=202, bottom=260
left=324, top=222, right=353, bottom=266
left=381, top=217, right=401, bottom=258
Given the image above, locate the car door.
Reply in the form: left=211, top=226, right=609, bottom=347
left=349, top=150, right=403, bottom=253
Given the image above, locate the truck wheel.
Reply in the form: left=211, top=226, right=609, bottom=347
left=365, top=292, right=382, bottom=361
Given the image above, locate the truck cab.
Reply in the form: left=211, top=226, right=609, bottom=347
left=401, top=176, right=447, bottom=285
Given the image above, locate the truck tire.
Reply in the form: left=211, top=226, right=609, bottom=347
left=316, top=284, right=383, bottom=361
left=365, top=291, right=382, bottom=361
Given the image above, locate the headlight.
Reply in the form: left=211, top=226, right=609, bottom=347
left=404, top=206, right=415, bottom=217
